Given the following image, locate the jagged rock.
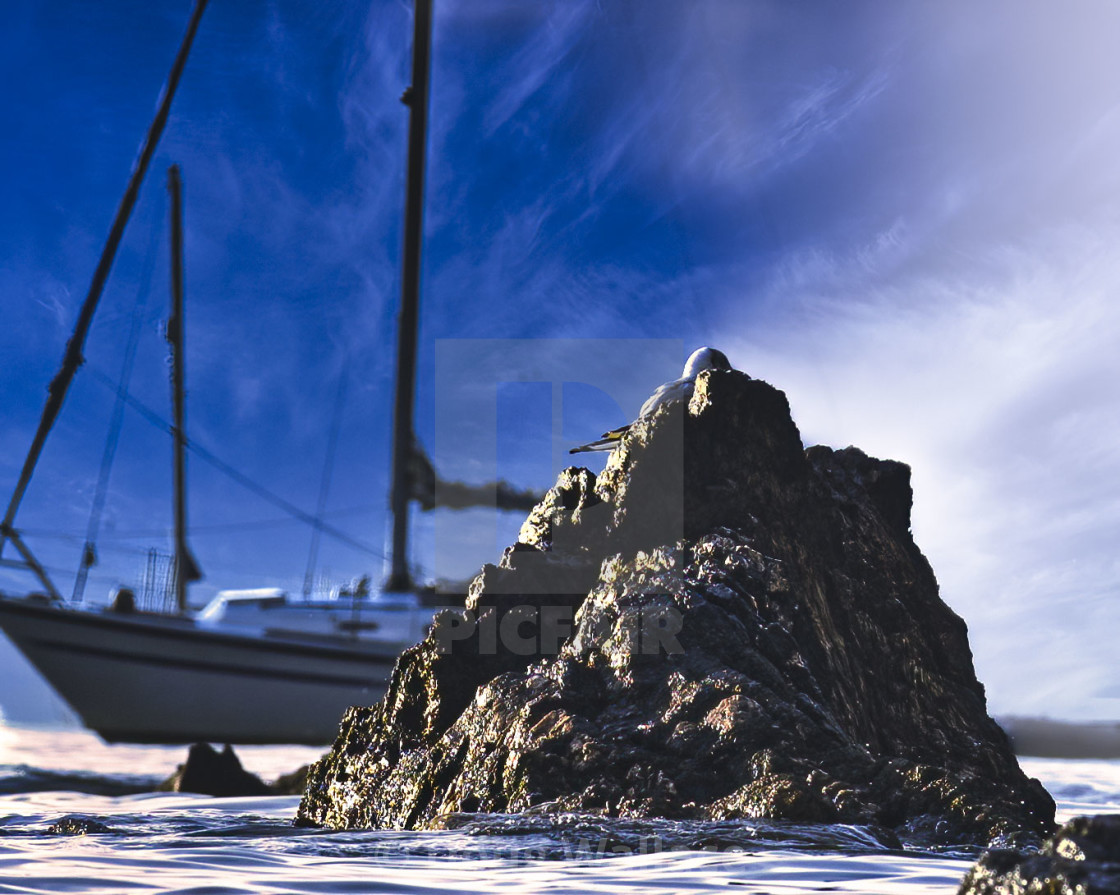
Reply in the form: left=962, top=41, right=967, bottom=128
left=159, top=743, right=271, bottom=797
left=271, top=764, right=310, bottom=795
left=958, top=815, right=1120, bottom=894
left=297, top=370, right=1054, bottom=847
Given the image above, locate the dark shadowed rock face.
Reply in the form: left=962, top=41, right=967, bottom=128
left=159, top=743, right=271, bottom=797
left=297, top=371, right=1054, bottom=847
left=958, top=815, right=1120, bottom=894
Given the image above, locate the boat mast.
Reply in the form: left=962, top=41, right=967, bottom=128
left=167, top=165, right=202, bottom=611
left=0, top=0, right=209, bottom=599
left=386, top=0, right=433, bottom=593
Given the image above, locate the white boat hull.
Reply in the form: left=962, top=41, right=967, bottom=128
left=0, top=595, right=422, bottom=745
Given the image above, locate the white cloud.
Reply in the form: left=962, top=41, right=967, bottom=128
left=724, top=221, right=1120, bottom=720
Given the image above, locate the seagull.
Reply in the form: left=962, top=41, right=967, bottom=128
left=569, top=346, right=733, bottom=454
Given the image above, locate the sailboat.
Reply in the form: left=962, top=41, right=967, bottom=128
left=0, top=0, right=452, bottom=745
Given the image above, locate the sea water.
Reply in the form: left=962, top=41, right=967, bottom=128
left=1, top=725, right=1118, bottom=895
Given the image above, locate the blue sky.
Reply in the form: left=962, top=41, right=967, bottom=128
left=3, top=0, right=1120, bottom=724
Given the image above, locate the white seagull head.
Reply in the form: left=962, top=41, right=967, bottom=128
left=681, top=346, right=733, bottom=379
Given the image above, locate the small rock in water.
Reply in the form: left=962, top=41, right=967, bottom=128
left=47, top=815, right=114, bottom=835
left=958, top=814, right=1120, bottom=894
left=271, top=764, right=310, bottom=795
left=160, top=743, right=271, bottom=797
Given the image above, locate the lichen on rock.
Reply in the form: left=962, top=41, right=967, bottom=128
left=296, top=369, right=1054, bottom=847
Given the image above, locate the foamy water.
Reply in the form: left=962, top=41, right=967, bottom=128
left=1, top=725, right=1117, bottom=895
left=1019, top=756, right=1120, bottom=823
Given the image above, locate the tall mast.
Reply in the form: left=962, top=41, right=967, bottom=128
left=386, top=0, right=433, bottom=593
left=0, top=0, right=209, bottom=596
left=167, top=165, right=201, bottom=611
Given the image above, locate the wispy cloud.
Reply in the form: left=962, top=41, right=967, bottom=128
left=474, top=2, right=594, bottom=138
left=724, top=219, right=1120, bottom=720
left=6, top=0, right=1120, bottom=726
left=31, top=276, right=73, bottom=329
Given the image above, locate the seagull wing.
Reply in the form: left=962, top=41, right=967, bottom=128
left=637, top=377, right=693, bottom=419
left=569, top=424, right=632, bottom=454
left=569, top=347, right=730, bottom=455
left=570, top=378, right=695, bottom=454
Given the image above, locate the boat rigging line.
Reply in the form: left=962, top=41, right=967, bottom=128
left=0, top=0, right=209, bottom=600
left=304, top=362, right=350, bottom=598
left=21, top=500, right=394, bottom=543
left=72, top=196, right=164, bottom=603
left=83, top=366, right=386, bottom=562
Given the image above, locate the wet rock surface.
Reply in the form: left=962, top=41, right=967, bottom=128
left=46, top=815, right=115, bottom=835
left=958, top=815, right=1120, bottom=894
left=159, top=743, right=271, bottom=797
left=297, top=370, right=1054, bottom=847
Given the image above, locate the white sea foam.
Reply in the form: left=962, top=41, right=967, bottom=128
left=1019, top=756, right=1120, bottom=822
left=0, top=813, right=977, bottom=895
left=1, top=725, right=1119, bottom=895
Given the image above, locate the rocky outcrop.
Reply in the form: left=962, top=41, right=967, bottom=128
left=159, top=743, right=271, bottom=797
left=958, top=815, right=1120, bottom=894
left=297, top=370, right=1054, bottom=847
